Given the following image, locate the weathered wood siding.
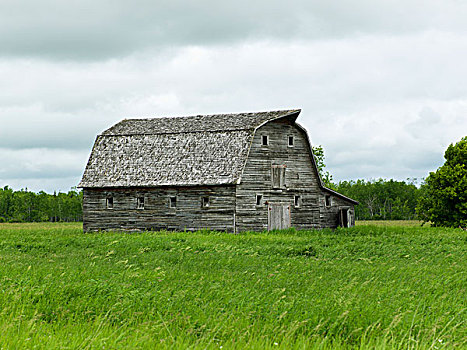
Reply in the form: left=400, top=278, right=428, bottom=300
left=83, top=186, right=235, bottom=232
left=235, top=119, right=323, bottom=232
left=319, top=193, right=356, bottom=228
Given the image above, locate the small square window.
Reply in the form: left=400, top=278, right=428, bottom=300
left=106, top=197, right=113, bottom=209
left=325, top=195, right=331, bottom=207
left=262, top=135, right=269, bottom=146
left=288, top=136, right=294, bottom=147
left=256, top=194, right=263, bottom=206
left=170, top=196, right=177, bottom=208
left=202, top=197, right=210, bottom=207
left=137, top=197, right=145, bottom=209
left=294, top=195, right=301, bottom=207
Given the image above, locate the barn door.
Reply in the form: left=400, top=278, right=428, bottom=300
left=338, top=208, right=350, bottom=228
left=268, top=204, right=291, bottom=230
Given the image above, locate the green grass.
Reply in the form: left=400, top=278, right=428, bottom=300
left=356, top=220, right=428, bottom=227
left=0, top=223, right=465, bottom=349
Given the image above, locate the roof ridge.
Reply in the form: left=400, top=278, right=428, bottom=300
left=116, top=108, right=300, bottom=122
left=101, top=109, right=301, bottom=136
left=100, top=128, right=253, bottom=137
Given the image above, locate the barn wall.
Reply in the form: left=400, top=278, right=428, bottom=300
left=83, top=186, right=235, bottom=232
left=319, top=192, right=356, bottom=228
left=235, top=119, right=323, bottom=232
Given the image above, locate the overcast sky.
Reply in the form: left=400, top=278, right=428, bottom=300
left=1, top=0, right=467, bottom=193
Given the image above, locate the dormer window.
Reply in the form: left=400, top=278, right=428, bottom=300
left=262, top=135, right=269, bottom=146
left=288, top=136, right=294, bottom=147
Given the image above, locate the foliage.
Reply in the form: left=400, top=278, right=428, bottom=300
left=416, top=137, right=467, bottom=228
left=0, top=223, right=465, bottom=349
left=336, top=179, right=420, bottom=220
left=0, top=186, right=82, bottom=223
left=312, top=146, right=422, bottom=220
left=312, top=145, right=335, bottom=188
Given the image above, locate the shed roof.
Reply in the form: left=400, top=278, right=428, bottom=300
left=79, top=109, right=300, bottom=188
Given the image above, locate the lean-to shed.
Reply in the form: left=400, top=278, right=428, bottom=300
left=78, top=109, right=358, bottom=232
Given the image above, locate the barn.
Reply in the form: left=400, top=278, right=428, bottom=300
left=78, top=109, right=358, bottom=232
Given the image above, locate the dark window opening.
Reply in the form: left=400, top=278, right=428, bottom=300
left=256, top=194, right=263, bottom=206
left=106, top=197, right=113, bottom=209
left=202, top=197, right=210, bottom=208
left=339, top=209, right=350, bottom=228
left=294, top=195, right=301, bottom=207
left=325, top=195, right=331, bottom=207
left=137, top=197, right=145, bottom=209
left=288, top=136, right=294, bottom=146
left=262, top=135, right=268, bottom=146
left=170, top=196, right=177, bottom=208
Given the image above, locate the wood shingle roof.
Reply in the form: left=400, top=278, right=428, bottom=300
left=79, top=109, right=300, bottom=188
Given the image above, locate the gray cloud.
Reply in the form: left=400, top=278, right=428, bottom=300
left=1, top=0, right=467, bottom=60
left=1, top=2, right=467, bottom=192
left=0, top=148, right=88, bottom=192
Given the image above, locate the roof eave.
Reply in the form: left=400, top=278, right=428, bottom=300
left=294, top=122, right=359, bottom=205
left=322, top=187, right=360, bottom=205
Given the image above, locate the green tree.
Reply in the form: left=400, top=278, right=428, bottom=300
left=312, top=145, right=335, bottom=188
left=0, top=186, right=83, bottom=223
left=336, top=179, right=420, bottom=220
left=416, top=137, right=467, bottom=227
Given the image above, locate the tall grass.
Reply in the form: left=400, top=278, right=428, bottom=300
left=0, top=223, right=465, bottom=349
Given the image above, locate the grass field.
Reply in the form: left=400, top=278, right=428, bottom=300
left=0, top=222, right=465, bottom=349
left=355, top=220, right=427, bottom=227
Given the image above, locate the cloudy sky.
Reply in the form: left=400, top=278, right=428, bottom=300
left=1, top=0, right=467, bottom=193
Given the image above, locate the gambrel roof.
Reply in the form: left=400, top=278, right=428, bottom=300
left=79, top=109, right=301, bottom=188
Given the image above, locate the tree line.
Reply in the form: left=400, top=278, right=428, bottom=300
left=0, top=180, right=420, bottom=223
left=314, top=136, right=466, bottom=227
left=1, top=137, right=464, bottom=226
left=335, top=179, right=420, bottom=220
left=313, top=145, right=421, bottom=221
left=0, top=186, right=83, bottom=223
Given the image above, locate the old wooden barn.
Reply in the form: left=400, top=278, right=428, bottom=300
left=78, top=109, right=358, bottom=232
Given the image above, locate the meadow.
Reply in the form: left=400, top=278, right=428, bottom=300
left=0, top=222, right=465, bottom=349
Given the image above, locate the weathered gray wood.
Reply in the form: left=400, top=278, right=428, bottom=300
left=234, top=118, right=356, bottom=231
left=236, top=118, right=323, bottom=231
left=268, top=203, right=291, bottom=230
left=81, top=111, right=357, bottom=232
left=83, top=185, right=236, bottom=232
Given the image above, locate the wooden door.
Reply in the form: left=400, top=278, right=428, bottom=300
left=268, top=204, right=291, bottom=230
left=338, top=208, right=350, bottom=227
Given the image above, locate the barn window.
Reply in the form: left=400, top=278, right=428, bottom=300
left=271, top=165, right=286, bottom=189
left=202, top=197, right=210, bottom=208
left=288, top=136, right=294, bottom=147
left=294, top=195, right=301, bottom=208
left=106, top=197, right=113, bottom=209
left=325, top=195, right=331, bottom=207
left=262, top=135, right=269, bottom=146
left=170, top=196, right=177, bottom=208
left=256, top=194, right=263, bottom=206
left=137, top=197, right=145, bottom=209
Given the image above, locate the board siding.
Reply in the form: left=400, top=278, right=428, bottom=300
left=235, top=119, right=355, bottom=232
left=319, top=193, right=356, bottom=228
left=83, top=186, right=235, bottom=232
left=235, top=119, right=324, bottom=232
left=82, top=117, right=355, bottom=232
